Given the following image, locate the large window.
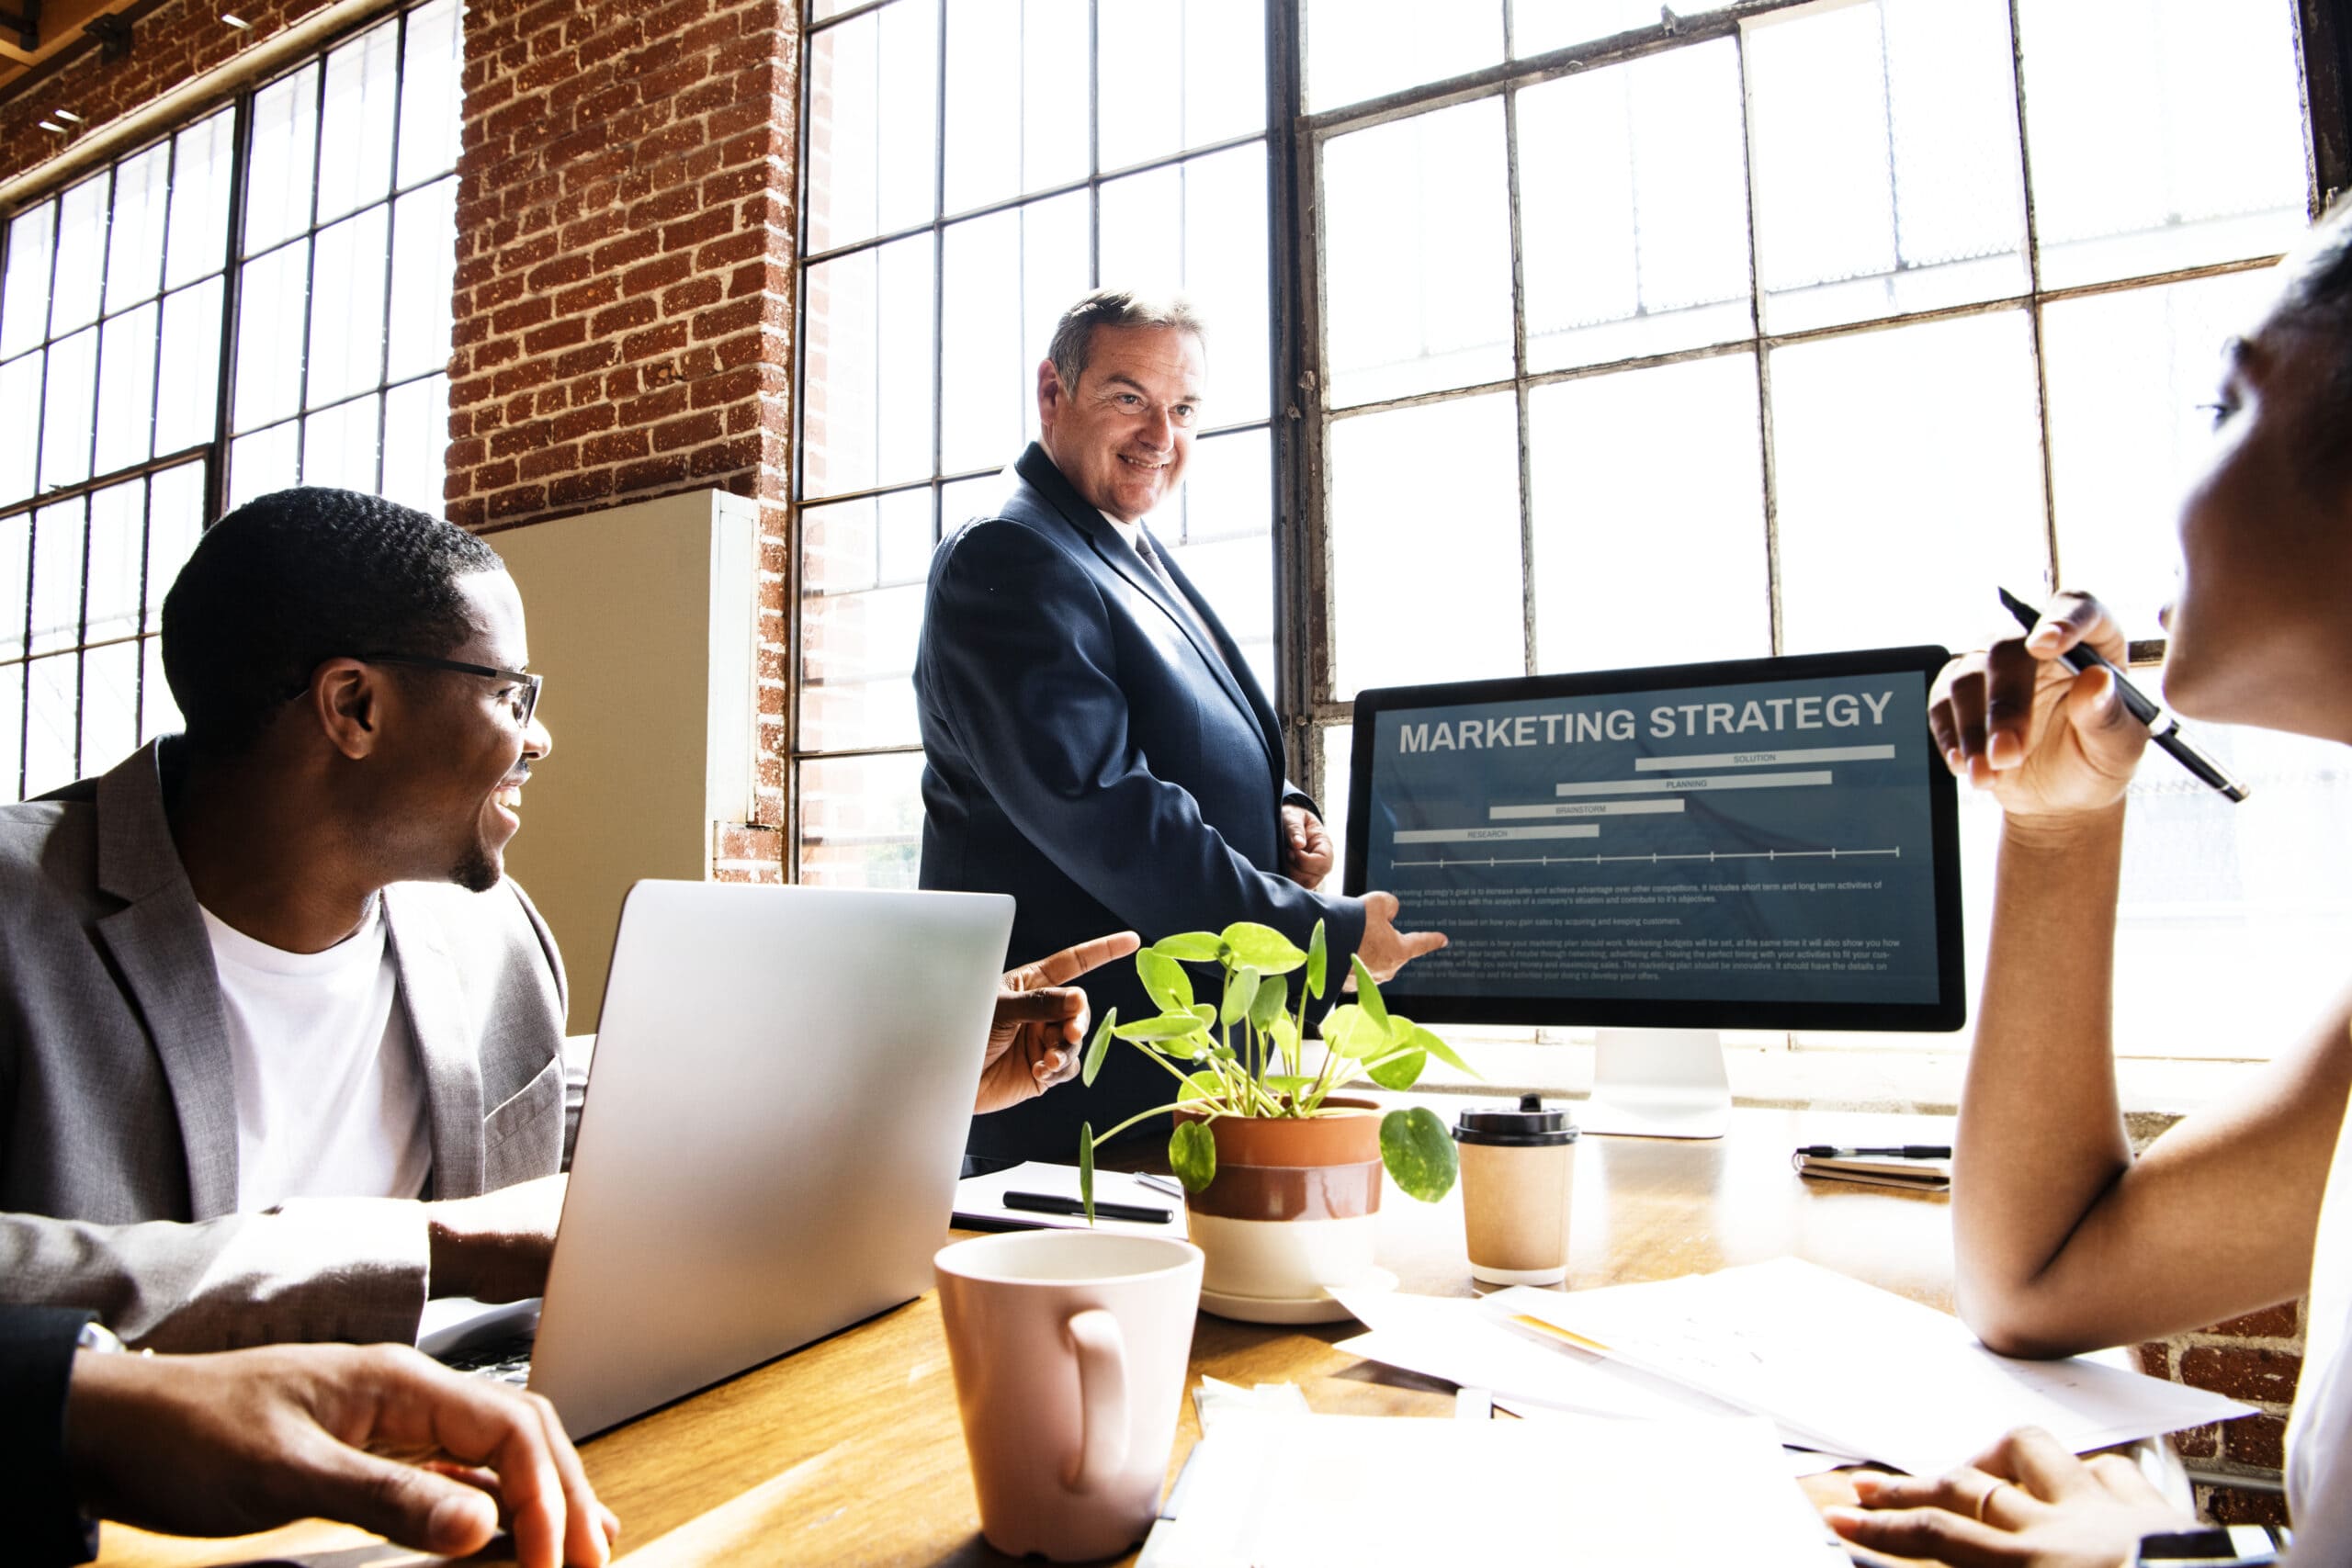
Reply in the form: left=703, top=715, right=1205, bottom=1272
left=793, top=0, right=2341, bottom=1066
left=0, top=0, right=461, bottom=801
left=793, top=0, right=1277, bottom=885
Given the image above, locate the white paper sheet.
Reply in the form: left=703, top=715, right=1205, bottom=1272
left=1498, top=1256, right=2255, bottom=1477
left=952, top=1160, right=1188, bottom=1237
left=1136, top=1409, right=1849, bottom=1568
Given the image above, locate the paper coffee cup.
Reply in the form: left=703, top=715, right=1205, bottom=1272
left=1453, top=1094, right=1579, bottom=1286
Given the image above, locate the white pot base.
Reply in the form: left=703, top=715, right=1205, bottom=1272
left=1196, top=1265, right=1396, bottom=1324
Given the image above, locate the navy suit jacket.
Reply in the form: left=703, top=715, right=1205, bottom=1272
left=915, top=444, right=1366, bottom=1163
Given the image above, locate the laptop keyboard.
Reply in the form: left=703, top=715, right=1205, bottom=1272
left=438, top=1331, right=536, bottom=1387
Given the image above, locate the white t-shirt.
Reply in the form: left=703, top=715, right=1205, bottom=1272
left=2286, top=1067, right=2352, bottom=1555
left=201, top=898, right=431, bottom=1213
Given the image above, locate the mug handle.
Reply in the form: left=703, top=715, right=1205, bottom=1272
left=1060, top=1308, right=1130, bottom=1494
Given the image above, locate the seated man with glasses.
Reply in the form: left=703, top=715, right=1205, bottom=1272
left=0, top=487, right=1112, bottom=1353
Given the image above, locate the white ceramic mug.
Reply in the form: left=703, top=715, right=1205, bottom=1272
left=934, top=1229, right=1204, bottom=1562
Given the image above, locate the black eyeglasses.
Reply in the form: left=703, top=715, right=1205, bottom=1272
left=357, top=653, right=544, bottom=728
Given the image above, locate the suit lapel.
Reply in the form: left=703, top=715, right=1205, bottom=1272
left=1138, top=525, right=1288, bottom=790
left=90, top=742, right=241, bottom=1219
left=382, top=885, right=486, bottom=1199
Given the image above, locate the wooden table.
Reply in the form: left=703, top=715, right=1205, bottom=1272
left=96, top=1103, right=1953, bottom=1567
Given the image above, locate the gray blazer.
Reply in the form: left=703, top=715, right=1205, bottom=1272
left=0, top=739, right=574, bottom=1351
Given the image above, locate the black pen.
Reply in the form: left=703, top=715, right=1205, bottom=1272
left=1998, top=589, right=2247, bottom=803
left=1004, top=1190, right=1172, bottom=1224
left=1797, top=1145, right=1951, bottom=1160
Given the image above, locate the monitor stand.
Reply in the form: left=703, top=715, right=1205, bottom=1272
left=1577, top=1029, right=1732, bottom=1140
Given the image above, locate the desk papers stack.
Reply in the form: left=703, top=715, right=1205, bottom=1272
left=951, top=1160, right=1189, bottom=1237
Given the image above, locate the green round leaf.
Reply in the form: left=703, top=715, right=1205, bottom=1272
left=1136, top=950, right=1193, bottom=1015
left=1117, top=1013, right=1213, bottom=1042
left=1351, top=954, right=1390, bottom=1035
left=1151, top=932, right=1226, bottom=963
left=1080, top=1006, right=1119, bottom=1088
left=1306, top=919, right=1329, bottom=999
left=1189, top=1002, right=1218, bottom=1029
left=1380, top=1107, right=1458, bottom=1202
left=1248, top=971, right=1288, bottom=1033
left=1177, top=1069, right=1227, bottom=1105
left=1220, top=921, right=1307, bottom=974
left=1365, top=1044, right=1427, bottom=1091
left=1318, top=1004, right=1382, bottom=1060
left=1170, top=1118, right=1217, bottom=1192
left=1220, top=965, right=1261, bottom=1027
left=1404, top=1022, right=1479, bottom=1078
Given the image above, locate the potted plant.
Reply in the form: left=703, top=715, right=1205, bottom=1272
left=1076, top=919, right=1474, bottom=1322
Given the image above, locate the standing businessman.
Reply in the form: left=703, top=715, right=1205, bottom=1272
left=914, top=290, right=1443, bottom=1165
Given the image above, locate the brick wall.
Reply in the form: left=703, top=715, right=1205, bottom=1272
left=450, top=0, right=796, bottom=878
left=2142, top=1302, right=2301, bottom=1522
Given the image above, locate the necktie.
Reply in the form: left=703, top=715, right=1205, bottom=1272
left=1136, top=531, right=1227, bottom=671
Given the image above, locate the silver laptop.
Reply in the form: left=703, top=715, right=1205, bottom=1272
left=508, top=879, right=1012, bottom=1437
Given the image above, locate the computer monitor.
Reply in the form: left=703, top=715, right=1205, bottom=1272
left=1343, top=646, right=1966, bottom=1138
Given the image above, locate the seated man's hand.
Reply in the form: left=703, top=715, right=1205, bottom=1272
left=424, top=1172, right=568, bottom=1303
left=976, top=931, right=1142, bottom=1114
left=1351, top=891, right=1446, bottom=983
left=1826, top=1427, right=2191, bottom=1568
left=65, top=1339, right=618, bottom=1568
left=1280, top=804, right=1335, bottom=886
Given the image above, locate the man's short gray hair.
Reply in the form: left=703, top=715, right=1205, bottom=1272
left=1046, top=288, right=1208, bottom=392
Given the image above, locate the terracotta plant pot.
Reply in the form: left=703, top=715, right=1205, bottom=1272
left=1174, top=1097, right=1385, bottom=1322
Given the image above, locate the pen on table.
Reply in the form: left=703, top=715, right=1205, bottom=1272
left=1003, top=1190, right=1173, bottom=1224
left=1134, top=1172, right=1185, bottom=1199
left=1796, top=1145, right=1951, bottom=1160
left=1998, top=588, right=2247, bottom=803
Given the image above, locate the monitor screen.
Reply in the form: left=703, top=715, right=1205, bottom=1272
left=1343, top=647, right=1966, bottom=1033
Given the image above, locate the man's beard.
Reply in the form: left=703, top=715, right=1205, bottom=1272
left=452, top=841, right=503, bottom=893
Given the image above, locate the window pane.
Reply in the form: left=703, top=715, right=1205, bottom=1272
left=940, top=470, right=1011, bottom=535
left=1770, top=310, right=2049, bottom=656
left=23, top=653, right=77, bottom=797
left=2019, top=0, right=2306, bottom=291
left=303, top=395, right=382, bottom=492
left=1520, top=37, right=1751, bottom=373
left=105, top=143, right=173, bottom=314
left=141, top=635, right=182, bottom=743
left=51, top=175, right=109, bottom=337
left=800, top=234, right=935, bottom=498
left=317, top=22, right=401, bottom=224
left=805, top=492, right=882, bottom=596
left=1323, top=98, right=1513, bottom=407
left=1, top=203, right=55, bottom=358
left=1306, top=0, right=1501, bottom=111
left=309, top=206, right=390, bottom=408
left=806, top=0, right=940, bottom=254
left=876, top=482, right=934, bottom=585
left=388, top=177, right=458, bottom=382
left=1511, top=0, right=1714, bottom=55
left=146, top=461, right=206, bottom=630
left=1100, top=143, right=1271, bottom=428
left=81, top=638, right=140, bottom=777
left=154, top=277, right=226, bottom=454
left=939, top=192, right=1089, bottom=475
left=1529, top=354, right=1769, bottom=672
left=1329, top=392, right=1521, bottom=697
left=942, top=0, right=1089, bottom=215
left=0, top=510, right=27, bottom=658
left=1167, top=425, right=1273, bottom=694
left=0, top=353, right=41, bottom=505
left=382, top=375, right=449, bottom=514
left=85, top=479, right=146, bottom=644
left=230, top=421, right=300, bottom=507
left=1099, top=0, right=1266, bottom=171
left=246, top=66, right=322, bottom=256
left=797, top=750, right=926, bottom=887
left=95, top=301, right=160, bottom=474
left=396, top=0, right=464, bottom=188
left=0, top=661, right=19, bottom=799
left=798, top=582, right=924, bottom=750
left=28, top=500, right=85, bottom=655
left=40, top=327, right=98, bottom=491
left=1747, top=0, right=2028, bottom=334
left=234, top=242, right=311, bottom=430
left=2041, top=267, right=2280, bottom=644
left=165, top=109, right=237, bottom=290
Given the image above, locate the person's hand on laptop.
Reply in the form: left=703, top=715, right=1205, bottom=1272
left=65, top=1338, right=619, bottom=1567
left=425, top=1172, right=569, bottom=1302
left=976, top=931, right=1142, bottom=1113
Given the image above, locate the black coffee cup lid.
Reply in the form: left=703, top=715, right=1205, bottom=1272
left=1452, top=1092, right=1579, bottom=1146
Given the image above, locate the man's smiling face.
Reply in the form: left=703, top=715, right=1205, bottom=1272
left=1036, top=323, right=1204, bottom=525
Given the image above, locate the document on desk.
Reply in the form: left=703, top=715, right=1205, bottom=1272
left=1497, top=1257, right=2255, bottom=1477
left=952, top=1160, right=1189, bottom=1237
left=1138, top=1408, right=1847, bottom=1567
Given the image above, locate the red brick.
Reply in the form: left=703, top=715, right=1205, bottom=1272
left=488, top=422, right=550, bottom=458
left=2207, top=1303, right=2300, bottom=1339
left=624, top=254, right=695, bottom=297
left=492, top=296, right=554, bottom=334
left=691, top=298, right=762, bottom=341
left=549, top=468, right=618, bottom=507
left=615, top=454, right=692, bottom=491
left=524, top=317, right=589, bottom=355
left=622, top=322, right=691, bottom=362
left=2223, top=1412, right=2287, bottom=1470
left=689, top=366, right=763, bottom=409
left=554, top=341, right=620, bottom=381
left=2135, top=1343, right=2171, bottom=1380
left=448, top=498, right=489, bottom=529
left=526, top=253, right=594, bottom=292
left=551, top=404, right=617, bottom=443
left=476, top=459, right=518, bottom=491
left=591, top=298, right=662, bottom=339
left=653, top=411, right=725, bottom=452
left=555, top=276, right=621, bottom=318
left=621, top=386, right=692, bottom=426
left=2201, top=1485, right=2291, bottom=1527
left=2178, top=1347, right=2302, bottom=1405
left=486, top=482, right=551, bottom=521
left=662, top=276, right=725, bottom=316
left=590, top=231, right=662, bottom=273
left=582, top=429, right=649, bottom=467
left=519, top=443, right=582, bottom=481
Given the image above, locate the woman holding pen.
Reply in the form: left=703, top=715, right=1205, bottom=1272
left=1829, top=201, right=2352, bottom=1563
